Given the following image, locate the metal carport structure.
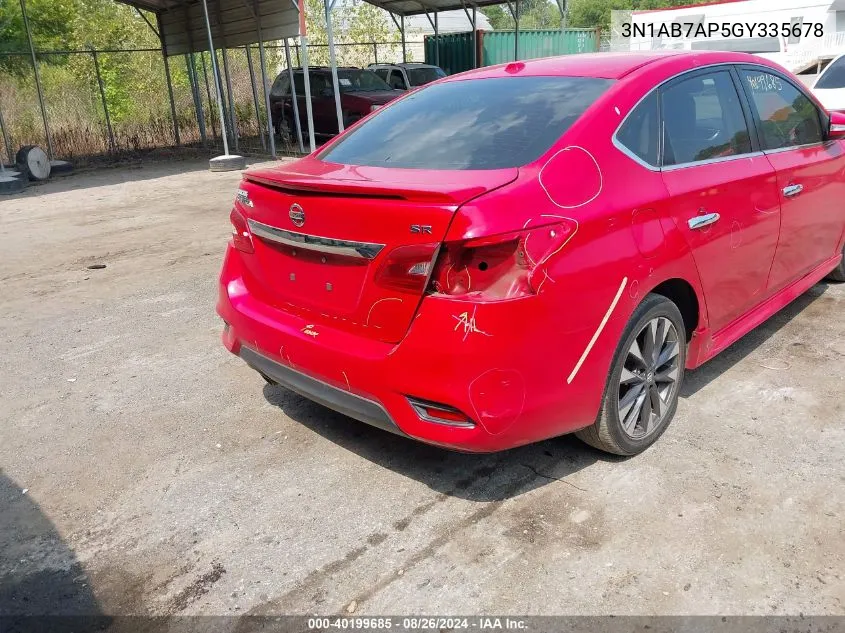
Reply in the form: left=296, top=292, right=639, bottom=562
left=370, top=0, right=568, bottom=69
left=113, top=0, right=549, bottom=158
left=111, top=0, right=316, bottom=166
left=119, top=0, right=570, bottom=147
left=14, top=0, right=569, bottom=168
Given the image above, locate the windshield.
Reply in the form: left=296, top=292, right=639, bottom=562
left=336, top=69, right=391, bottom=92
left=407, top=67, right=446, bottom=86
left=319, top=76, right=613, bottom=170
left=816, top=57, right=845, bottom=89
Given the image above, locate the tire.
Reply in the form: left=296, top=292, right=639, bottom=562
left=49, top=159, right=74, bottom=176
left=208, top=155, right=245, bottom=172
left=825, top=246, right=845, bottom=282
left=0, top=175, right=26, bottom=195
left=576, top=294, right=687, bottom=456
left=16, top=145, right=51, bottom=181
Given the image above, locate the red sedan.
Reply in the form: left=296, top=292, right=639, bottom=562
left=218, top=51, right=845, bottom=455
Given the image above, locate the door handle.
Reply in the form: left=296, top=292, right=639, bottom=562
left=783, top=184, right=803, bottom=197
left=688, top=212, right=720, bottom=230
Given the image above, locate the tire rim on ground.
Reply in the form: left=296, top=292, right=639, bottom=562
left=18, top=146, right=51, bottom=181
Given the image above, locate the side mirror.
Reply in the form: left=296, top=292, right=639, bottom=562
left=829, top=111, right=845, bottom=140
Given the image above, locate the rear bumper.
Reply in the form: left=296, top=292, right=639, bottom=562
left=239, top=345, right=405, bottom=437
left=217, top=245, right=608, bottom=452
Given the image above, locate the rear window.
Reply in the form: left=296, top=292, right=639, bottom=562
left=270, top=74, right=289, bottom=98
left=407, top=66, right=446, bottom=86
left=319, top=76, right=613, bottom=170
left=336, top=69, right=391, bottom=92
left=816, top=56, right=845, bottom=89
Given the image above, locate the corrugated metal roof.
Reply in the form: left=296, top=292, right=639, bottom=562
left=401, top=9, right=492, bottom=32
left=115, top=0, right=301, bottom=55
left=114, top=0, right=501, bottom=56
left=370, top=0, right=511, bottom=17
left=114, top=0, right=167, bottom=10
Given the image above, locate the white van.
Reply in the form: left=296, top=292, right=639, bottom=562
left=812, top=54, right=845, bottom=112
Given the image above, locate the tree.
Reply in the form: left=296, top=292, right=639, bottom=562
left=567, top=0, right=711, bottom=32
left=481, top=5, right=512, bottom=30
left=481, top=0, right=562, bottom=31
left=303, top=0, right=397, bottom=67
left=0, top=0, right=79, bottom=75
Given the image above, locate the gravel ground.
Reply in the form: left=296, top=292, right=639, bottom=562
left=0, top=159, right=842, bottom=618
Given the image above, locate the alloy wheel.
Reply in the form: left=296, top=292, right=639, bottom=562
left=617, top=316, right=681, bottom=439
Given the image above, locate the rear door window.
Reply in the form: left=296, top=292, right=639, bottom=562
left=660, top=71, right=752, bottom=166
left=293, top=73, right=305, bottom=96
left=408, top=67, right=447, bottom=86
left=388, top=71, right=407, bottom=90
left=740, top=69, right=823, bottom=149
left=310, top=73, right=327, bottom=97
left=319, top=76, right=613, bottom=170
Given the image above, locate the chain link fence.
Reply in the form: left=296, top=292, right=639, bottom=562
left=0, top=39, right=424, bottom=166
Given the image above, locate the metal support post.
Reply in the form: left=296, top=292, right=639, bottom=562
left=91, top=49, right=116, bottom=152
left=158, top=13, right=180, bottom=146
left=200, top=0, right=231, bottom=156
left=245, top=45, right=265, bottom=150
left=187, top=53, right=208, bottom=145
left=20, top=0, right=53, bottom=157
left=284, top=39, right=305, bottom=153
left=221, top=48, right=238, bottom=152
left=325, top=0, right=344, bottom=135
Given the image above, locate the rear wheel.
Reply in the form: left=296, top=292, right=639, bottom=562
left=826, top=246, right=845, bottom=282
left=576, top=294, right=686, bottom=456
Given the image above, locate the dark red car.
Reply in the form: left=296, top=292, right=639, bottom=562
left=220, top=51, right=845, bottom=455
left=269, top=67, right=402, bottom=138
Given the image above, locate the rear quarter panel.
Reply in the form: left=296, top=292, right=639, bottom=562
left=435, top=64, right=710, bottom=442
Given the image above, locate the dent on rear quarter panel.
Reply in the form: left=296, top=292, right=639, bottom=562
left=532, top=74, right=708, bottom=385
left=433, top=157, right=647, bottom=438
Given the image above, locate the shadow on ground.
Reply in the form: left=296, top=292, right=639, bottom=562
left=681, top=283, right=830, bottom=397
left=1, top=153, right=289, bottom=200
left=263, top=383, right=614, bottom=503
left=0, top=468, right=105, bottom=629
left=260, top=283, right=835, bottom=498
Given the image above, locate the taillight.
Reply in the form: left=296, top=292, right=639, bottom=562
left=374, top=243, right=439, bottom=293
left=229, top=207, right=254, bottom=254
left=428, top=220, right=576, bottom=300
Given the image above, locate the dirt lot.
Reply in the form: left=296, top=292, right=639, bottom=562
left=0, top=159, right=843, bottom=617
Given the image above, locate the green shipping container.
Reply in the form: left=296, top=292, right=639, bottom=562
left=424, top=28, right=599, bottom=76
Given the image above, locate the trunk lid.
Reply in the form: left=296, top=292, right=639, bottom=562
left=236, top=158, right=518, bottom=343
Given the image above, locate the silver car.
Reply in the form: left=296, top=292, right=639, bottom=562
left=368, top=62, right=447, bottom=91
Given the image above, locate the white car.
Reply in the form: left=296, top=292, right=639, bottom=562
left=813, top=54, right=845, bottom=113
left=368, top=63, right=446, bottom=91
